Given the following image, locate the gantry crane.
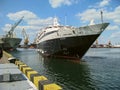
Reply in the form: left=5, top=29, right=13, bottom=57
left=22, top=28, right=29, bottom=46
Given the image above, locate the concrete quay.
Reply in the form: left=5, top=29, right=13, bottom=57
left=0, top=51, right=62, bottom=90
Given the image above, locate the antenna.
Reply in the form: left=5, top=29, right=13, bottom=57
left=100, top=11, right=103, bottom=23
left=53, top=17, right=60, bottom=26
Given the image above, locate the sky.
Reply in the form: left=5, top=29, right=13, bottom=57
left=0, top=0, right=120, bottom=45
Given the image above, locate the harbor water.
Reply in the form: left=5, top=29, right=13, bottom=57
left=10, top=48, right=120, bottom=90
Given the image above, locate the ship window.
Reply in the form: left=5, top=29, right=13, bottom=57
left=73, top=30, right=75, bottom=34
left=39, top=31, right=57, bottom=40
left=45, top=31, right=57, bottom=36
left=63, top=33, right=72, bottom=35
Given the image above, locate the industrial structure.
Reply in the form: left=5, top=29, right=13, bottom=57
left=22, top=28, right=29, bottom=47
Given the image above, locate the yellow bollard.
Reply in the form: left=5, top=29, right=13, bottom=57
left=27, top=71, right=38, bottom=80
left=19, top=64, right=27, bottom=70
left=33, top=76, right=48, bottom=89
left=22, top=67, right=32, bottom=74
left=44, top=83, right=62, bottom=90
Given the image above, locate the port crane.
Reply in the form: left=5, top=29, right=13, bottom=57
left=6, top=16, right=24, bottom=38
left=22, top=28, right=29, bottom=46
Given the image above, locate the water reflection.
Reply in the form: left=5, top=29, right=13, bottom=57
left=9, top=48, right=120, bottom=90
left=41, top=57, right=96, bottom=90
left=10, top=48, right=97, bottom=90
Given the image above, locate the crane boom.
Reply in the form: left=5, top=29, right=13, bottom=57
left=6, top=16, right=24, bottom=38
left=22, top=28, right=29, bottom=45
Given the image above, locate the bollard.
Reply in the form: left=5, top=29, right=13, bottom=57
left=8, top=57, right=16, bottom=64
left=39, top=80, right=62, bottom=90
left=33, top=76, right=48, bottom=89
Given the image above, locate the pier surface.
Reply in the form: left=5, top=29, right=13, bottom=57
left=0, top=51, right=37, bottom=90
left=0, top=51, right=62, bottom=90
left=0, top=52, right=9, bottom=64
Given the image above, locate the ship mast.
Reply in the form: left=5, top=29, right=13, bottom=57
left=6, top=16, right=24, bottom=38
left=101, top=11, right=103, bottom=23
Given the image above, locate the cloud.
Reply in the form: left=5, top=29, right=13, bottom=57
left=4, top=10, right=54, bottom=31
left=76, top=9, right=100, bottom=23
left=2, top=10, right=55, bottom=43
left=2, top=24, right=12, bottom=33
left=89, top=0, right=111, bottom=8
left=49, top=0, right=78, bottom=8
left=99, top=0, right=110, bottom=7
left=106, top=25, right=119, bottom=31
left=7, top=10, right=54, bottom=26
left=110, top=31, right=120, bottom=38
left=106, top=6, right=120, bottom=24
left=76, top=5, right=120, bottom=30
left=7, top=10, right=38, bottom=21
left=28, top=17, right=53, bottom=26
left=109, top=31, right=120, bottom=44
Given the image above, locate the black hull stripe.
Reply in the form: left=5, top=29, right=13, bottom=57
left=37, top=34, right=100, bottom=60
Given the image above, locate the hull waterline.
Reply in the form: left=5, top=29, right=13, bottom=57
left=0, top=38, right=22, bottom=50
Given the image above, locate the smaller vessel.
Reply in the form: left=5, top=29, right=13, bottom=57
left=0, top=17, right=23, bottom=50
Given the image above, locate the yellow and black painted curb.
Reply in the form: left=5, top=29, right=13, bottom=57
left=3, top=51, right=13, bottom=58
left=4, top=51, right=62, bottom=90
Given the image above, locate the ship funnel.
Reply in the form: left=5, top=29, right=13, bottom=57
left=89, top=19, right=95, bottom=25
left=53, top=17, right=60, bottom=26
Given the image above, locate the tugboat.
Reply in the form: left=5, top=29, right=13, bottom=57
left=36, top=13, right=109, bottom=60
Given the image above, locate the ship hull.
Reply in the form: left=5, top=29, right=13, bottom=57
left=36, top=22, right=109, bottom=60
left=1, top=38, right=22, bottom=50
left=37, top=34, right=99, bottom=60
